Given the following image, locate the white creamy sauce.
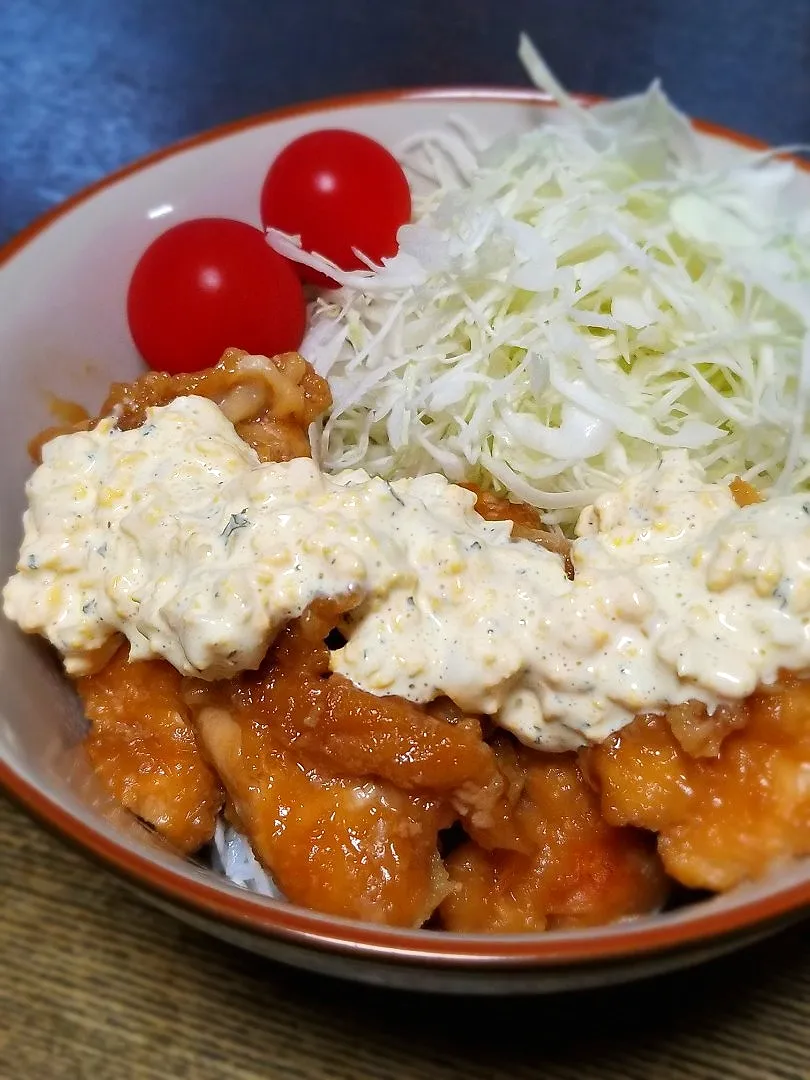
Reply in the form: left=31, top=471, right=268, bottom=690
left=6, top=395, right=810, bottom=752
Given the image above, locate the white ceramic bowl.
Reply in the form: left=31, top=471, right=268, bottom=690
left=1, top=88, right=808, bottom=994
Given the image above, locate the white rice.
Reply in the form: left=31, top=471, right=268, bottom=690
left=211, top=818, right=282, bottom=899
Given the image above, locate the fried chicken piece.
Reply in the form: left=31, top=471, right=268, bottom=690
left=439, top=748, right=667, bottom=933
left=76, top=648, right=222, bottom=853
left=61, top=350, right=328, bottom=855
left=467, top=485, right=572, bottom=570
left=584, top=679, right=810, bottom=891
left=183, top=614, right=513, bottom=925
left=223, top=621, right=504, bottom=804
left=29, top=348, right=331, bottom=462
left=193, top=704, right=451, bottom=927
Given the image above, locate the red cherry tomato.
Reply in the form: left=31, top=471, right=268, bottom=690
left=260, top=129, right=411, bottom=287
left=127, top=217, right=306, bottom=373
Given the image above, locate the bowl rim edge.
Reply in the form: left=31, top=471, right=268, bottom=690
left=1, top=83, right=808, bottom=969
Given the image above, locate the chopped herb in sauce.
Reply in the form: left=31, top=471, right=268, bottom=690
left=221, top=510, right=250, bottom=542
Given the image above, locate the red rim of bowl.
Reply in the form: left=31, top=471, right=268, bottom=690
left=1, top=86, right=808, bottom=970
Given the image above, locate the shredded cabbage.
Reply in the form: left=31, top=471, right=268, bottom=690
left=268, top=36, right=810, bottom=526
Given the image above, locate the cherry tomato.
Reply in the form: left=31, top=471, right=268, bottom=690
left=260, top=129, right=411, bottom=287
left=127, top=217, right=306, bottom=373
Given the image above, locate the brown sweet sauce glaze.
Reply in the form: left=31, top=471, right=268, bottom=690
left=29, top=347, right=331, bottom=463
left=584, top=680, right=810, bottom=891
left=77, top=648, right=222, bottom=854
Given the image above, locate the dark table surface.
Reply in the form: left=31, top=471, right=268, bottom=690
left=2, top=797, right=810, bottom=1080
left=2, top=3, right=810, bottom=1078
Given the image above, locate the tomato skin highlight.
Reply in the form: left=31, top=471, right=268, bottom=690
left=260, top=129, right=411, bottom=287
left=127, top=218, right=306, bottom=374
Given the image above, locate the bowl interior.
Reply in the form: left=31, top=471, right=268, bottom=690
left=1, top=90, right=807, bottom=963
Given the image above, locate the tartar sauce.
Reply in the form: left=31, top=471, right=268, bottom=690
left=5, top=395, right=810, bottom=751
